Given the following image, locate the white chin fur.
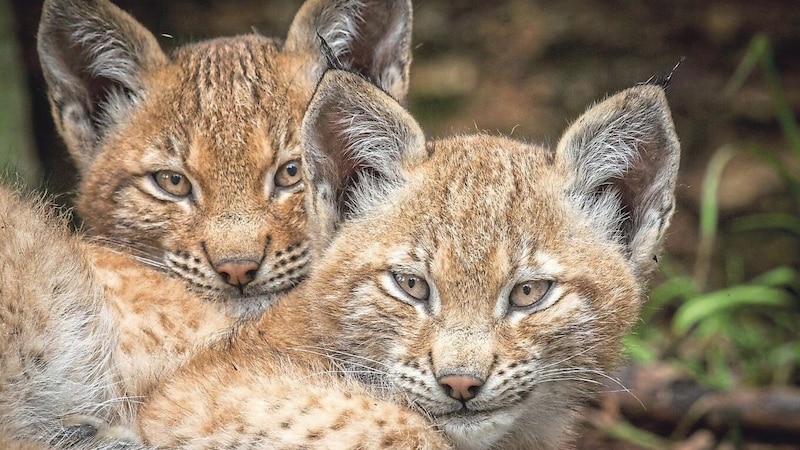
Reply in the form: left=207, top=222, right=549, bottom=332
left=437, top=412, right=516, bottom=450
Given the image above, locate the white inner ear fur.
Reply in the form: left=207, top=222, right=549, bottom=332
left=556, top=86, right=680, bottom=275
left=301, top=71, right=425, bottom=224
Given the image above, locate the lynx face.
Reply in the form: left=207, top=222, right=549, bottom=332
left=75, top=38, right=311, bottom=314
left=313, top=135, right=645, bottom=448
left=37, top=0, right=413, bottom=317
left=297, top=70, right=680, bottom=448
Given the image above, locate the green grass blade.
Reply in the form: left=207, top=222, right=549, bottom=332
left=758, top=36, right=800, bottom=161
left=693, top=145, right=738, bottom=288
left=725, top=33, right=800, bottom=163
left=643, top=276, right=700, bottom=322
left=730, top=213, right=800, bottom=237
left=745, top=144, right=800, bottom=193
left=724, top=34, right=767, bottom=98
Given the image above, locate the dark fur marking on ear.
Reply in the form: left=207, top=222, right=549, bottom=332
left=316, top=32, right=381, bottom=94
left=317, top=32, right=345, bottom=71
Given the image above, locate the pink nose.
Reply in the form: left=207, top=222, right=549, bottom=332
left=438, top=375, right=484, bottom=402
left=215, top=260, right=260, bottom=287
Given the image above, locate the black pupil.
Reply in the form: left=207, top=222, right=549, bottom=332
left=286, top=163, right=297, bottom=177
left=407, top=277, right=416, bottom=288
left=522, top=284, right=532, bottom=296
left=170, top=173, right=182, bottom=185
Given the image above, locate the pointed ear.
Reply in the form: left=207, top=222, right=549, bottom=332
left=37, top=0, right=167, bottom=174
left=556, top=85, right=681, bottom=281
left=301, top=70, right=426, bottom=248
left=285, top=0, right=413, bottom=103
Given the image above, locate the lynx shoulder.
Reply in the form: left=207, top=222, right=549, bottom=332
left=137, top=70, right=680, bottom=449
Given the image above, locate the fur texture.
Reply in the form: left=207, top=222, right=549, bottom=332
left=134, top=70, right=681, bottom=449
left=37, top=0, right=413, bottom=318
left=1, top=0, right=412, bottom=447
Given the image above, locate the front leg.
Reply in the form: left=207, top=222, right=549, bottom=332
left=138, top=365, right=451, bottom=449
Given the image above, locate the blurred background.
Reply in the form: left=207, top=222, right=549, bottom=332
left=2, top=0, right=799, bottom=448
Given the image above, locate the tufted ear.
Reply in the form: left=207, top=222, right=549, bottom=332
left=301, top=70, right=426, bottom=250
left=37, top=0, right=167, bottom=174
left=556, top=84, right=681, bottom=281
left=285, top=0, right=413, bottom=103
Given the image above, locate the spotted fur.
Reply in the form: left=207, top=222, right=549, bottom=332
left=136, top=71, right=680, bottom=449
left=1, top=0, right=412, bottom=447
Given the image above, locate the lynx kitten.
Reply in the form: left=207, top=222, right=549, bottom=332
left=37, top=0, right=412, bottom=317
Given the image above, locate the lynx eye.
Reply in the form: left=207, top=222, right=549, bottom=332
left=153, top=170, right=192, bottom=197
left=275, top=160, right=302, bottom=188
left=392, top=272, right=430, bottom=301
left=509, top=280, right=553, bottom=309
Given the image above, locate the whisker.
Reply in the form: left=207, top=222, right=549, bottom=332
left=291, top=347, right=391, bottom=379
left=87, top=235, right=169, bottom=271
left=538, top=343, right=602, bottom=370
left=291, top=345, right=393, bottom=370
left=537, top=366, right=644, bottom=409
left=298, top=368, right=384, bottom=382
left=536, top=376, right=604, bottom=386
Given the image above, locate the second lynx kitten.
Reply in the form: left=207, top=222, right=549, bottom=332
left=37, top=0, right=412, bottom=317
left=136, top=70, right=681, bottom=449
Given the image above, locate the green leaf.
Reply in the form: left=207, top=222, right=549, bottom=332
left=673, top=285, right=792, bottom=334
left=751, top=266, right=799, bottom=287
left=693, top=145, right=738, bottom=288
left=622, top=334, right=656, bottom=363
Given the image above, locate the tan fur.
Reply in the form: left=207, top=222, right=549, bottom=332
left=1, top=0, right=412, bottom=447
left=38, top=0, right=413, bottom=318
left=135, top=71, right=680, bottom=449
left=0, top=184, right=249, bottom=449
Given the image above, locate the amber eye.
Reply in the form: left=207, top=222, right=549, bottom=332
left=275, top=160, right=302, bottom=188
left=509, top=280, right=552, bottom=308
left=392, top=272, right=430, bottom=301
left=153, top=170, right=192, bottom=197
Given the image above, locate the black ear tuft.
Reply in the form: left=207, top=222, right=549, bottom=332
left=644, top=57, right=685, bottom=90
